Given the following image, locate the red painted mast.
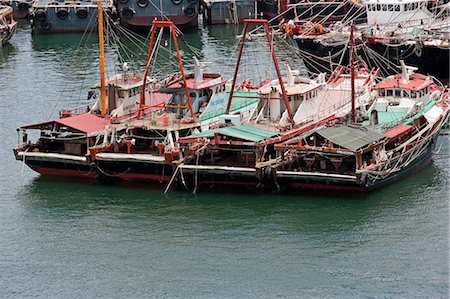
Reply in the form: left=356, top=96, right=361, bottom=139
left=350, top=22, right=356, bottom=124
left=137, top=21, right=195, bottom=122
left=226, top=19, right=295, bottom=126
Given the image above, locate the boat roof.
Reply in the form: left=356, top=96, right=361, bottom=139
left=384, top=124, right=413, bottom=138
left=258, top=79, right=318, bottom=96
left=179, top=125, right=278, bottom=143
left=161, top=73, right=226, bottom=91
left=19, top=113, right=109, bottom=135
left=92, top=73, right=145, bottom=91
left=289, top=125, right=385, bottom=152
left=374, top=73, right=433, bottom=91
left=314, top=126, right=385, bottom=151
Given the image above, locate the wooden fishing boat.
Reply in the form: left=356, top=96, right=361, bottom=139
left=14, top=2, right=116, bottom=179
left=0, top=5, right=16, bottom=45
left=170, top=19, right=376, bottom=192
left=90, top=21, right=260, bottom=184
left=260, top=59, right=450, bottom=192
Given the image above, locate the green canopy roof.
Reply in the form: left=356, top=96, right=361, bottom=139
left=313, top=126, right=385, bottom=151
left=187, top=125, right=277, bottom=143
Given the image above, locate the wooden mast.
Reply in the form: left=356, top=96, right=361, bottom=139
left=350, top=22, right=356, bottom=124
left=97, top=0, right=106, bottom=116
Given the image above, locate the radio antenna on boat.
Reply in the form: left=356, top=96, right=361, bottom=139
left=226, top=19, right=295, bottom=126
left=97, top=0, right=106, bottom=116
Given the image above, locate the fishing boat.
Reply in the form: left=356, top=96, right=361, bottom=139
left=264, top=63, right=449, bottom=191
left=14, top=3, right=122, bottom=179
left=169, top=19, right=376, bottom=192
left=0, top=0, right=35, bottom=19
left=29, top=0, right=114, bottom=33
left=118, top=0, right=199, bottom=31
left=260, top=25, right=450, bottom=192
left=91, top=21, right=260, bottom=184
left=0, top=4, right=16, bottom=45
left=288, top=0, right=449, bottom=80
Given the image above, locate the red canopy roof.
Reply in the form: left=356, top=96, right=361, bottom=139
left=20, top=113, right=110, bottom=134
left=375, top=74, right=433, bottom=91
left=384, top=124, right=413, bottom=139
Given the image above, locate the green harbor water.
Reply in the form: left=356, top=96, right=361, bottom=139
left=0, top=21, right=449, bottom=297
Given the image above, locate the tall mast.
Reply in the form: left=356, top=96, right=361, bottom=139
left=226, top=19, right=294, bottom=125
left=350, top=22, right=355, bottom=124
left=137, top=21, right=195, bottom=121
left=97, top=0, right=106, bottom=116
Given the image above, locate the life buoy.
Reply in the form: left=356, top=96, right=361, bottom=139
left=121, top=7, right=135, bottom=19
left=76, top=8, right=88, bottom=19
left=184, top=4, right=196, bottom=17
left=40, top=20, right=51, bottom=30
left=172, top=0, right=182, bottom=5
left=137, top=0, right=148, bottom=8
left=17, top=2, right=30, bottom=10
left=56, top=8, right=69, bottom=20
left=34, top=10, right=47, bottom=21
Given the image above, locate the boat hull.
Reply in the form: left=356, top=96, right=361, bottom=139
left=176, top=164, right=264, bottom=191
left=94, top=153, right=174, bottom=184
left=30, top=2, right=113, bottom=33
left=118, top=0, right=198, bottom=31
left=272, top=132, right=438, bottom=193
left=14, top=151, right=98, bottom=179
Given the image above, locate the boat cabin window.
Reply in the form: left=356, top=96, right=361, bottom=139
left=403, top=90, right=410, bottom=98
left=376, top=4, right=381, bottom=10
left=379, top=89, right=386, bottom=97
left=118, top=90, right=126, bottom=98
left=395, top=5, right=400, bottom=11
left=300, top=94, right=304, bottom=101
left=388, top=4, right=393, bottom=11
left=386, top=89, right=393, bottom=97
left=190, top=92, right=197, bottom=99
left=381, top=4, right=387, bottom=11
left=411, top=91, right=417, bottom=98
left=394, top=89, right=401, bottom=97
